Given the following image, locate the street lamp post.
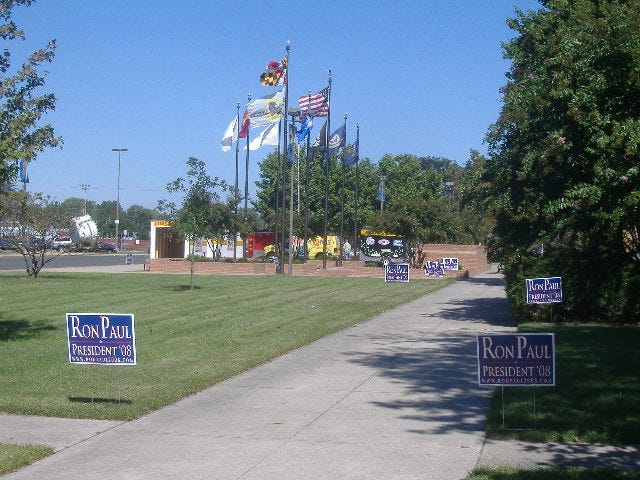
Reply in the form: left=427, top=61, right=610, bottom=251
left=112, top=148, right=127, bottom=250
left=80, top=184, right=89, bottom=216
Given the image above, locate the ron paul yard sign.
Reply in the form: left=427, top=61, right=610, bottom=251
left=66, top=313, right=136, bottom=365
left=477, top=334, right=555, bottom=386
left=526, top=276, right=562, bottom=304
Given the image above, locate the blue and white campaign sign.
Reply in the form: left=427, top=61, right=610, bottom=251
left=526, top=277, right=562, bottom=304
left=477, top=334, right=555, bottom=386
left=424, top=261, right=445, bottom=277
left=385, top=263, right=410, bottom=282
left=443, top=257, right=458, bottom=270
left=66, top=313, right=136, bottom=365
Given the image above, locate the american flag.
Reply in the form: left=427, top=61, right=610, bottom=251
left=298, top=87, right=329, bottom=117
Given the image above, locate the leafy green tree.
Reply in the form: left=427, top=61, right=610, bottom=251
left=458, top=149, right=496, bottom=244
left=92, top=200, right=117, bottom=237
left=254, top=148, right=491, bottom=255
left=253, top=147, right=380, bottom=252
left=486, top=0, right=640, bottom=322
left=159, top=157, right=231, bottom=288
left=0, top=0, right=61, bottom=188
left=60, top=197, right=86, bottom=217
left=365, top=154, right=460, bottom=244
left=122, top=204, right=160, bottom=240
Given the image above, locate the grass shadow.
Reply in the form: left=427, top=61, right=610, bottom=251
left=68, top=397, right=133, bottom=404
left=170, top=284, right=203, bottom=291
left=0, top=316, right=57, bottom=341
left=485, top=324, right=640, bottom=444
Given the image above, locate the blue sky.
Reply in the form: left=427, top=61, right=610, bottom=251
left=12, top=0, right=541, bottom=210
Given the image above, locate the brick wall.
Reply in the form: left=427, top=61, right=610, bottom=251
left=146, top=258, right=472, bottom=279
left=414, top=244, right=488, bottom=276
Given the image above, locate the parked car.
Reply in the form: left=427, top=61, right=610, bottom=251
left=52, top=235, right=73, bottom=252
left=93, top=241, right=116, bottom=252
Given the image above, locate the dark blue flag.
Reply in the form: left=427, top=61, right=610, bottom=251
left=327, top=124, right=345, bottom=154
left=343, top=138, right=359, bottom=167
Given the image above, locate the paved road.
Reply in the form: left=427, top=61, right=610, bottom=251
left=1, top=269, right=638, bottom=479
left=0, top=252, right=148, bottom=271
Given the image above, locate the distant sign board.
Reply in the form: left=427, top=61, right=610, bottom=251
left=477, top=334, right=555, bottom=386
left=443, top=258, right=458, bottom=270
left=385, top=263, right=409, bottom=282
left=66, top=313, right=136, bottom=365
left=424, top=261, right=445, bottom=277
left=526, top=277, right=562, bottom=304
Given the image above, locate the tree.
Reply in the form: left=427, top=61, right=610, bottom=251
left=253, top=147, right=380, bottom=253
left=123, top=204, right=161, bottom=240
left=159, top=157, right=231, bottom=289
left=485, top=0, right=640, bottom=322
left=372, top=154, right=455, bottom=243
left=0, top=190, right=70, bottom=277
left=92, top=200, right=117, bottom=237
left=458, top=149, right=496, bottom=244
left=0, top=0, right=61, bottom=188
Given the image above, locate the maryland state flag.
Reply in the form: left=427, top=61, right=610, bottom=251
left=260, top=55, right=287, bottom=86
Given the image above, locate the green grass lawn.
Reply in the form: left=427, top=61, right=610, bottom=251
left=468, top=466, right=640, bottom=480
left=0, top=444, right=53, bottom=476
left=484, top=323, right=640, bottom=445
left=0, top=271, right=450, bottom=420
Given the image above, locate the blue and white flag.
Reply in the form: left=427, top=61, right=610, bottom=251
left=296, top=115, right=313, bottom=143
left=377, top=178, right=387, bottom=202
left=247, top=121, right=279, bottom=150
left=15, top=160, right=29, bottom=183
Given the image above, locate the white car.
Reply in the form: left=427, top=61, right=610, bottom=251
left=52, top=236, right=73, bottom=252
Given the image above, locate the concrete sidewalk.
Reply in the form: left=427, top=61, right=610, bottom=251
left=2, top=270, right=638, bottom=478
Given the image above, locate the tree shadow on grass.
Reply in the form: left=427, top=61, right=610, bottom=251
left=0, top=315, right=57, bottom=341
left=167, top=284, right=203, bottom=291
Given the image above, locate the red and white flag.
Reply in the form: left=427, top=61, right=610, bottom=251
left=298, top=87, right=329, bottom=117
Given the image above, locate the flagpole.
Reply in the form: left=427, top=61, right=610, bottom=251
left=297, top=146, right=300, bottom=215
left=339, top=113, right=347, bottom=267
left=243, top=92, right=251, bottom=260
left=280, top=41, right=290, bottom=275
left=285, top=41, right=293, bottom=275
left=234, top=101, right=240, bottom=261
left=303, top=91, right=311, bottom=263
left=274, top=119, right=281, bottom=269
left=288, top=122, right=295, bottom=276
left=322, top=70, right=332, bottom=270
left=354, top=123, right=360, bottom=259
